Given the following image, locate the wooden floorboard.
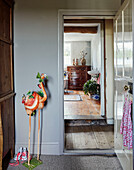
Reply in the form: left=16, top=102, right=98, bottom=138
left=100, top=126, right=114, bottom=148
left=91, top=126, right=110, bottom=149
left=65, top=125, right=114, bottom=150
left=64, top=90, right=101, bottom=118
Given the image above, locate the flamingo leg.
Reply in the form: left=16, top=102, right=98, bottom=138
left=28, top=114, right=31, bottom=166
left=37, top=109, right=40, bottom=160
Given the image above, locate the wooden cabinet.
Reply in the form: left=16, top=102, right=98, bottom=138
left=67, top=65, right=91, bottom=90
left=0, top=0, right=14, bottom=169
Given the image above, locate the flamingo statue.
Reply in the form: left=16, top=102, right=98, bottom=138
left=22, top=73, right=47, bottom=165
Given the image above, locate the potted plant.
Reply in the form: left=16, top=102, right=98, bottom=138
left=83, top=80, right=100, bottom=100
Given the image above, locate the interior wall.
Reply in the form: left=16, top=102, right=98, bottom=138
left=65, top=41, right=91, bottom=67
left=91, top=32, right=101, bottom=72
left=105, top=19, right=114, bottom=124
left=14, top=0, right=121, bottom=154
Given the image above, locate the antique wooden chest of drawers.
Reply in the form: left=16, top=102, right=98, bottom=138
left=67, top=65, right=91, bottom=90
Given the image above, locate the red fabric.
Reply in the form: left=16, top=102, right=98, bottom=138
left=97, top=73, right=101, bottom=85
left=120, top=96, right=133, bottom=150
left=9, top=151, right=31, bottom=167
left=9, top=152, right=21, bottom=166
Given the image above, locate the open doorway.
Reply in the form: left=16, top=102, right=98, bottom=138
left=63, top=18, right=114, bottom=151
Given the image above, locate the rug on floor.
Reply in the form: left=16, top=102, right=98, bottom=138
left=7, top=155, right=123, bottom=170
left=64, top=94, right=82, bottom=101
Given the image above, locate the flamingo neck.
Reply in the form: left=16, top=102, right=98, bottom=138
left=40, top=82, right=47, bottom=101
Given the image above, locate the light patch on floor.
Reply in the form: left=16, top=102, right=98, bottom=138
left=65, top=125, right=114, bottom=150
left=64, top=94, right=82, bottom=101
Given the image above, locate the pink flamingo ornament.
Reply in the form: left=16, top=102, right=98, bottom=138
left=22, top=73, right=48, bottom=165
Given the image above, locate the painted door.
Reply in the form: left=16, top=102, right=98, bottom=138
left=114, top=0, right=133, bottom=169
left=0, top=0, right=14, bottom=169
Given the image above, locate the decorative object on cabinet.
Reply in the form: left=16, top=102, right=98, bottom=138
left=73, top=59, right=75, bottom=66
left=22, top=73, right=48, bottom=167
left=80, top=51, right=87, bottom=65
left=67, top=65, right=91, bottom=90
left=76, top=58, right=79, bottom=65
left=73, top=58, right=79, bottom=66
left=80, top=56, right=86, bottom=65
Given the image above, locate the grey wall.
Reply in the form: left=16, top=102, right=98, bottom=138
left=14, top=0, right=121, bottom=154
left=65, top=41, right=91, bottom=67
left=91, top=33, right=101, bottom=71
left=71, top=41, right=91, bottom=65
left=105, top=20, right=114, bottom=124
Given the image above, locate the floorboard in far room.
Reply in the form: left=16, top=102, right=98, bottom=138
left=65, top=125, right=114, bottom=150
left=64, top=90, right=101, bottom=120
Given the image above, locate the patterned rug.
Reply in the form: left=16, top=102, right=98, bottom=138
left=64, top=94, right=82, bottom=101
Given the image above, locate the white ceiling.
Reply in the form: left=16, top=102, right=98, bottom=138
left=64, top=23, right=99, bottom=42
left=64, top=33, right=98, bottom=42
left=64, top=23, right=99, bottom=27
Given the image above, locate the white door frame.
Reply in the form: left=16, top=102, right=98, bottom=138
left=58, top=9, right=115, bottom=154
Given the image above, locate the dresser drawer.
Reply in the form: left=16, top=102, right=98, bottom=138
left=67, top=65, right=91, bottom=90
left=68, top=81, right=85, bottom=87
left=69, top=76, right=86, bottom=82
left=68, top=82, right=85, bottom=90
left=69, top=72, right=86, bottom=77
left=68, top=67, right=86, bottom=72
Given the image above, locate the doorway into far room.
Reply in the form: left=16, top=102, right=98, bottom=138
left=63, top=18, right=113, bottom=151
left=64, top=22, right=102, bottom=121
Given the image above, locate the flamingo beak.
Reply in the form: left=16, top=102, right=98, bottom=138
left=41, top=73, right=45, bottom=79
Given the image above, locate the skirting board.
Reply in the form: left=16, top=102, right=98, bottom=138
left=15, top=142, right=60, bottom=155
left=106, top=118, right=114, bottom=124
